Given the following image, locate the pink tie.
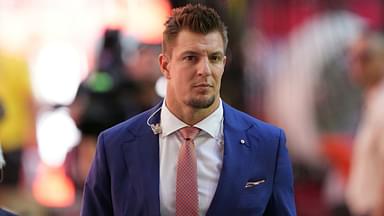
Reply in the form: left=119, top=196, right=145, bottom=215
left=176, top=126, right=200, bottom=216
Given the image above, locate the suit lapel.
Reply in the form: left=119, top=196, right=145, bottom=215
left=136, top=129, right=160, bottom=215
left=207, top=103, right=255, bottom=215
left=122, top=103, right=162, bottom=215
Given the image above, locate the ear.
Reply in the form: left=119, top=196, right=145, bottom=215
left=223, top=55, right=227, bottom=66
left=159, top=54, right=171, bottom=79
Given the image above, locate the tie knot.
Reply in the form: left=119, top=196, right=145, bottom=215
left=178, top=127, right=200, bottom=141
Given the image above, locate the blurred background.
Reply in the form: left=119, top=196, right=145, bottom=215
left=1, top=0, right=384, bottom=215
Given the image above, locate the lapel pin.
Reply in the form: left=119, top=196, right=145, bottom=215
left=240, top=139, right=246, bottom=144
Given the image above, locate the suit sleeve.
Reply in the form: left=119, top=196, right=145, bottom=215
left=81, top=132, right=114, bottom=216
left=265, top=129, right=297, bottom=215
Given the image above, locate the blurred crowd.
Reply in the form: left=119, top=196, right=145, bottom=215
left=1, top=0, right=384, bottom=215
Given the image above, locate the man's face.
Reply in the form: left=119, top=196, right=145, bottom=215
left=348, top=35, right=383, bottom=88
left=159, top=30, right=226, bottom=111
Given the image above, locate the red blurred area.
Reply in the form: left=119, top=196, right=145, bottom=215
left=32, top=163, right=75, bottom=208
left=321, top=133, right=353, bottom=183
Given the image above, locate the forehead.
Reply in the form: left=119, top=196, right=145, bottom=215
left=171, top=30, right=225, bottom=56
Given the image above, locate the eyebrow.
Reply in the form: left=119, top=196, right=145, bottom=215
left=210, top=51, right=224, bottom=56
left=180, top=50, right=199, bottom=56
left=180, top=50, right=224, bottom=56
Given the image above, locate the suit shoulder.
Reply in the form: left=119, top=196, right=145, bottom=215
left=224, top=103, right=283, bottom=136
left=99, top=108, right=153, bottom=142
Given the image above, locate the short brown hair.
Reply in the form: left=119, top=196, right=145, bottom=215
left=162, top=4, right=228, bottom=55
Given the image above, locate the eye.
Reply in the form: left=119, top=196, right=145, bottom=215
left=210, top=54, right=223, bottom=63
left=183, top=55, right=197, bottom=62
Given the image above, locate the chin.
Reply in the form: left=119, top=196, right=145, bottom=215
left=188, top=95, right=216, bottom=109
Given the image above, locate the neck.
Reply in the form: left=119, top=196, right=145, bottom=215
left=364, top=80, right=383, bottom=103
left=359, top=79, right=384, bottom=111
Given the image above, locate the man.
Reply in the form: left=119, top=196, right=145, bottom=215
left=81, top=4, right=296, bottom=216
left=0, top=51, right=36, bottom=186
left=345, top=30, right=384, bottom=216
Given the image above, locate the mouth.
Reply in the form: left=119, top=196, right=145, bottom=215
left=193, top=83, right=213, bottom=88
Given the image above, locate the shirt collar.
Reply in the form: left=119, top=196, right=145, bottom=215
left=160, top=100, right=223, bottom=138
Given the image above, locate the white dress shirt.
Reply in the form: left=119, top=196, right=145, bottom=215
left=159, top=100, right=224, bottom=216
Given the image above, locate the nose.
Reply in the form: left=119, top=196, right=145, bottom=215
left=197, top=57, right=212, bottom=76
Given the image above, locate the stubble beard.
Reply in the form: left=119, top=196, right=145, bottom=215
left=187, top=95, right=216, bottom=109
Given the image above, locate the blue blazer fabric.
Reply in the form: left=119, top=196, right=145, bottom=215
left=81, top=102, right=296, bottom=216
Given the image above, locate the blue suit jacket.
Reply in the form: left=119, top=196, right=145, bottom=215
left=81, top=102, right=296, bottom=216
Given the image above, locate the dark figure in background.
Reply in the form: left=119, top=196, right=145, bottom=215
left=66, top=29, right=161, bottom=190
left=81, top=4, right=296, bottom=216
left=73, top=29, right=142, bottom=136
